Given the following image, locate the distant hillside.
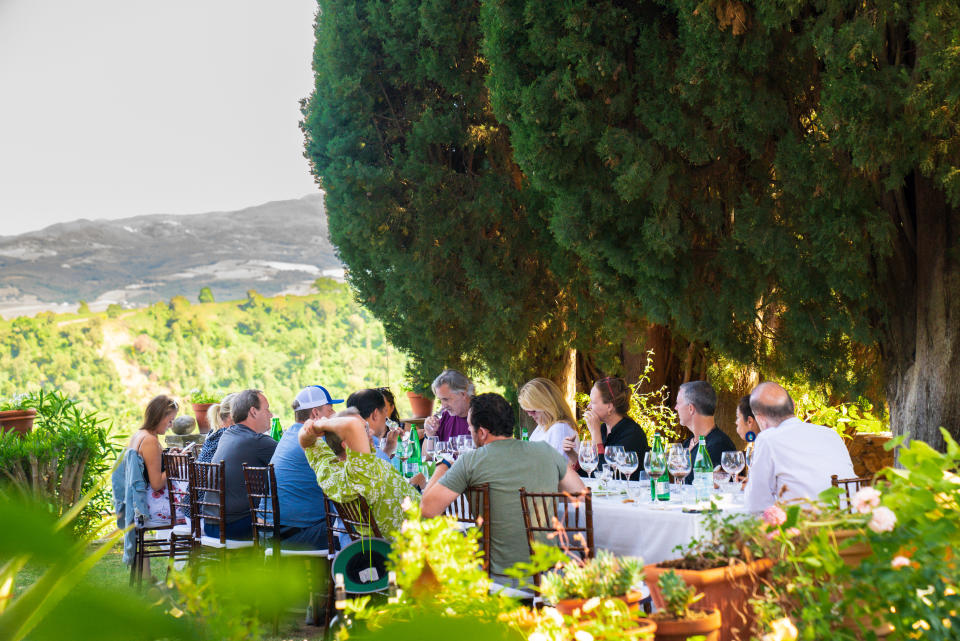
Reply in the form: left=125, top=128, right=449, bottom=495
left=0, top=194, right=343, bottom=318
left=0, top=287, right=411, bottom=431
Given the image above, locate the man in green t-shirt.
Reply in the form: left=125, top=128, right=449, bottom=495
left=421, top=393, right=585, bottom=578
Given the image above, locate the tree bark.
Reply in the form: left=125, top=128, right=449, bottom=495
left=882, top=173, right=960, bottom=451
left=550, top=348, right=578, bottom=417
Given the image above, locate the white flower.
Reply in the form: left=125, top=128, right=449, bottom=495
left=851, top=487, right=881, bottom=514
left=891, top=556, right=911, bottom=568
left=528, top=632, right=549, bottom=641
left=542, top=607, right=564, bottom=626
left=401, top=496, right=413, bottom=510
left=868, top=506, right=897, bottom=533
left=581, top=596, right=601, bottom=612
left=574, top=631, right=594, bottom=641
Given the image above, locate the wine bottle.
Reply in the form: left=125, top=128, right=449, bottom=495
left=693, top=435, right=713, bottom=502
left=652, top=434, right=671, bottom=502
left=521, top=426, right=529, bottom=441
left=270, top=417, right=282, bottom=442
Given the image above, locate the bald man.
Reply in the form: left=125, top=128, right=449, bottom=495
left=744, top=382, right=854, bottom=512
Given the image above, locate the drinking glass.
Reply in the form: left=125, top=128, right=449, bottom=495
left=578, top=441, right=599, bottom=479
left=597, top=463, right=613, bottom=490
left=421, top=436, right=438, bottom=462
left=721, top=450, right=746, bottom=497
left=397, top=439, right=414, bottom=477
left=620, top=451, right=639, bottom=495
left=644, top=451, right=667, bottom=502
left=667, top=445, right=692, bottom=503
left=605, top=445, right=625, bottom=486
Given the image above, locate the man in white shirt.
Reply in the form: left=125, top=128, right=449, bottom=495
left=744, top=382, right=855, bottom=512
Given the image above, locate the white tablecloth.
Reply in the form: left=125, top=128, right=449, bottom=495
left=582, top=480, right=748, bottom=565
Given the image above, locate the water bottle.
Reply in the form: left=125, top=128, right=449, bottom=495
left=652, top=434, right=671, bottom=501
left=270, top=417, right=282, bottom=441
left=693, top=435, right=713, bottom=502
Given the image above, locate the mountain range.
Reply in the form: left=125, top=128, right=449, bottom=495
left=0, top=193, right=344, bottom=318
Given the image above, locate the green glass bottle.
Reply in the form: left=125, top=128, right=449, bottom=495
left=693, top=435, right=714, bottom=502
left=270, top=417, right=282, bottom=442
left=410, top=427, right=423, bottom=476
left=652, top=434, right=671, bottom=502
left=521, top=426, right=529, bottom=441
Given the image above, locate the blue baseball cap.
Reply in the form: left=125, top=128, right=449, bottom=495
left=295, top=385, right=343, bottom=410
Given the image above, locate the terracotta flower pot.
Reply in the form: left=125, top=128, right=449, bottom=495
left=653, top=608, right=721, bottom=641
left=406, top=392, right=434, bottom=418
left=0, top=409, right=37, bottom=437
left=554, top=590, right=646, bottom=615
left=644, top=559, right=772, bottom=641
left=833, top=528, right=872, bottom=567
left=630, top=617, right=657, bottom=638
left=192, top=403, right=213, bottom=433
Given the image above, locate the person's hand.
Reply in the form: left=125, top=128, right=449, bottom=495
left=383, top=426, right=401, bottom=456
left=582, top=409, right=602, bottom=441
left=409, top=472, right=427, bottom=490
left=562, top=435, right=579, bottom=464
left=424, top=414, right=439, bottom=437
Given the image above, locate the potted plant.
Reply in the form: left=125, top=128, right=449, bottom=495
left=649, top=570, right=721, bottom=641
left=0, top=394, right=38, bottom=437
left=402, top=377, right=435, bottom=419
left=187, top=389, right=219, bottom=432
left=753, top=429, right=959, bottom=640
left=539, top=549, right=647, bottom=615
left=642, top=506, right=771, bottom=641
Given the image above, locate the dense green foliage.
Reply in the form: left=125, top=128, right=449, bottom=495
left=301, top=0, right=626, bottom=391
left=0, top=283, right=409, bottom=432
left=304, top=0, right=960, bottom=447
left=479, top=0, right=959, bottom=446
left=0, top=390, right=117, bottom=535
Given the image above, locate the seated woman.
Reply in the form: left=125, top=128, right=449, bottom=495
left=198, top=392, right=236, bottom=463
left=111, top=394, right=180, bottom=571
left=299, top=411, right=421, bottom=540
left=735, top=394, right=760, bottom=481
left=518, top=377, right=578, bottom=455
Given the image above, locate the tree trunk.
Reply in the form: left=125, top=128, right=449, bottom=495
left=882, top=173, right=960, bottom=451
left=550, top=347, right=578, bottom=416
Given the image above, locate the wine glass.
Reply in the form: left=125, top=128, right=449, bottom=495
left=578, top=440, right=599, bottom=480
left=397, top=438, right=414, bottom=478
left=597, top=463, right=613, bottom=490
left=667, top=444, right=692, bottom=503
left=721, top=450, right=746, bottom=496
left=421, top=436, right=438, bottom=462
left=620, top=451, right=639, bottom=496
left=605, top=445, right=625, bottom=487
left=644, top=451, right=667, bottom=502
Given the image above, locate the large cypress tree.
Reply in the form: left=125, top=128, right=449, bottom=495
left=481, top=0, right=960, bottom=447
left=301, top=0, right=620, bottom=389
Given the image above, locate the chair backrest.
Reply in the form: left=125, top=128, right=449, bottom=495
left=519, top=488, right=594, bottom=562
left=444, top=484, right=491, bottom=574
left=831, top=474, right=873, bottom=513
left=163, top=450, right=193, bottom=527
left=192, top=460, right=227, bottom=543
left=242, top=463, right=280, bottom=552
left=325, top=494, right=382, bottom=549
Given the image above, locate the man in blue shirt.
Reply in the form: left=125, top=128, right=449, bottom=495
left=269, top=384, right=343, bottom=549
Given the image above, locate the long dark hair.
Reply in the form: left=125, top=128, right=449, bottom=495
left=141, top=395, right=179, bottom=432
left=378, top=387, right=401, bottom=422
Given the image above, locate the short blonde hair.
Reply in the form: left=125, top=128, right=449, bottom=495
left=518, top=378, right=576, bottom=432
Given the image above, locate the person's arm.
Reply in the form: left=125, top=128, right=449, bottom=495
left=562, top=435, right=580, bottom=467
left=299, top=416, right=372, bottom=454
left=558, top=465, right=587, bottom=494
left=139, top=435, right=167, bottom=492
left=421, top=483, right=459, bottom=518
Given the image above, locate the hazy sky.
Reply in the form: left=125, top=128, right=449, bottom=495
left=0, top=0, right=319, bottom=236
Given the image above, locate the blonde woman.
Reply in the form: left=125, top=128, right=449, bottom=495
left=518, top=378, right=578, bottom=455
left=198, top=392, right=236, bottom=463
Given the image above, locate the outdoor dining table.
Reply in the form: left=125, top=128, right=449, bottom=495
left=581, top=479, right=750, bottom=565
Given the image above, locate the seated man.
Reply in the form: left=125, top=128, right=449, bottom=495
left=423, top=369, right=473, bottom=442
left=674, top=380, right=736, bottom=483
left=203, top=389, right=278, bottom=540
left=268, top=384, right=343, bottom=549
left=744, top=382, right=855, bottom=512
left=298, top=411, right=420, bottom=540
left=421, top=393, right=585, bottom=580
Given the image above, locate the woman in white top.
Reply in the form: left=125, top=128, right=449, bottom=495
left=518, top=377, right=578, bottom=454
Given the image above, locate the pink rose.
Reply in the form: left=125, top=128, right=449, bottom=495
left=762, top=505, right=787, bottom=526
left=868, top=506, right=897, bottom=533
left=851, top=487, right=881, bottom=514
left=786, top=527, right=801, bottom=537
left=891, top=556, right=910, bottom=568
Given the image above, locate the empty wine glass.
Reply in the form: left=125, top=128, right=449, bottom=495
left=421, top=436, right=438, bottom=462
left=605, top=445, right=625, bottom=487
left=597, top=463, right=613, bottom=490
left=644, top=451, right=667, bottom=502
left=667, top=444, right=692, bottom=503
left=721, top=450, right=746, bottom=496
left=578, top=440, right=599, bottom=480
left=620, top=451, right=639, bottom=496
